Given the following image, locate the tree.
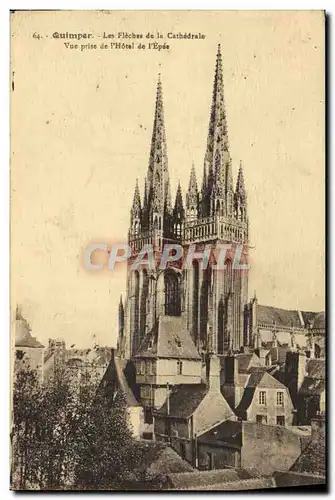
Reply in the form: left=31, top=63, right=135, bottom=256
left=11, top=365, right=143, bottom=490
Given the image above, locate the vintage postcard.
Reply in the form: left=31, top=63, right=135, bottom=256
left=10, top=10, right=326, bottom=491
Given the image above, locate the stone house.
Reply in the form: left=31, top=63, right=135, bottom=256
left=153, top=355, right=236, bottom=466
left=197, top=420, right=311, bottom=475
left=234, top=370, right=294, bottom=426
left=134, top=315, right=202, bottom=417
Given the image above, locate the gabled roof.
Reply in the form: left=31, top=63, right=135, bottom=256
left=135, top=315, right=200, bottom=360
left=156, top=384, right=207, bottom=418
left=101, top=355, right=140, bottom=407
left=235, top=371, right=287, bottom=416
left=246, top=370, right=286, bottom=389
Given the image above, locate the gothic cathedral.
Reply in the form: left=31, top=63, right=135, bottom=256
left=118, top=45, right=249, bottom=360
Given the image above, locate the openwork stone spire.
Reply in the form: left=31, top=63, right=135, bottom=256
left=131, top=178, right=141, bottom=219
left=146, top=74, right=171, bottom=219
left=174, top=181, right=184, bottom=217
left=204, top=44, right=230, bottom=206
left=186, top=163, right=199, bottom=220
left=235, top=161, right=247, bottom=203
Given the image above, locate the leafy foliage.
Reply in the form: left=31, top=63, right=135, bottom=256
left=11, top=366, right=147, bottom=490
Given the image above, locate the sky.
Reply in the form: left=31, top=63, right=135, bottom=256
left=11, top=11, right=325, bottom=348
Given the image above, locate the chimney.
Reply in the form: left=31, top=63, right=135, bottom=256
left=205, top=353, right=221, bottom=392
left=284, top=350, right=306, bottom=404
left=223, top=355, right=238, bottom=386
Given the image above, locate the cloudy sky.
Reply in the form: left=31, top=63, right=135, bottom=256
left=11, top=11, right=325, bottom=347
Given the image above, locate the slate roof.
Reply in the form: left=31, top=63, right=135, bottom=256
left=306, top=359, right=325, bottom=379
left=135, top=315, right=200, bottom=360
left=167, top=468, right=264, bottom=490
left=15, top=316, right=44, bottom=348
left=136, top=442, right=194, bottom=475
left=290, top=438, right=325, bottom=476
left=312, top=312, right=325, bottom=329
left=198, top=420, right=242, bottom=447
left=101, top=355, right=140, bottom=407
left=156, top=384, right=208, bottom=418
left=257, top=305, right=325, bottom=331
left=257, top=305, right=303, bottom=328
left=15, top=336, right=44, bottom=348
left=273, top=471, right=325, bottom=487
left=196, top=477, right=276, bottom=491
left=235, top=353, right=262, bottom=373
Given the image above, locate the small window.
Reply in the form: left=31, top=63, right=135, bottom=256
left=276, top=391, right=284, bottom=406
left=259, top=391, right=266, bottom=406
left=277, top=416, right=285, bottom=426
left=177, top=360, right=183, bottom=375
left=144, top=408, right=153, bottom=424
left=256, top=415, right=268, bottom=424
left=140, top=361, right=145, bottom=375
left=147, top=361, right=155, bottom=375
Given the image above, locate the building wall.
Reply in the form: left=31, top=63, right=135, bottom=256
left=14, top=346, right=44, bottom=382
left=127, top=406, right=144, bottom=439
left=154, top=415, right=190, bottom=440
left=198, top=443, right=241, bottom=470
left=241, top=422, right=306, bottom=475
left=246, top=386, right=294, bottom=426
left=136, top=358, right=202, bottom=386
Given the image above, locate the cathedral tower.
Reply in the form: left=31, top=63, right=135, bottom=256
left=121, top=76, right=183, bottom=359
left=183, top=44, right=249, bottom=353
left=119, top=45, right=249, bottom=359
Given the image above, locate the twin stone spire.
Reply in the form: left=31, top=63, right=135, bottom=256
left=130, top=45, right=248, bottom=240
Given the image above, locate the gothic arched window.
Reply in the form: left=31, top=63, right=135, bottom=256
left=192, top=261, right=199, bottom=339
left=164, top=272, right=181, bottom=316
left=140, top=269, right=149, bottom=339
left=218, top=298, right=225, bottom=354
left=130, top=270, right=140, bottom=354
